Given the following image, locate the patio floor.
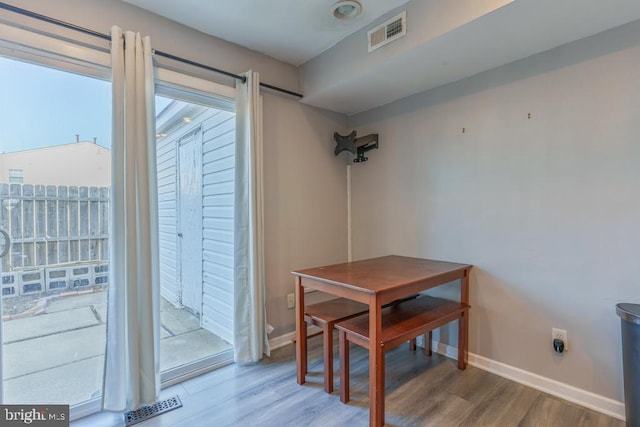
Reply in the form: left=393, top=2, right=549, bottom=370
left=2, top=290, right=232, bottom=406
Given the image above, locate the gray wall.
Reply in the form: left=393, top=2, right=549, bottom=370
left=15, top=0, right=633, bottom=406
left=263, top=94, right=348, bottom=336
left=349, top=20, right=640, bottom=402
left=5, top=0, right=348, bottom=339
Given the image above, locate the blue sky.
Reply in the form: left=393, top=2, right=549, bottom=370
left=0, top=56, right=112, bottom=152
left=0, top=56, right=173, bottom=154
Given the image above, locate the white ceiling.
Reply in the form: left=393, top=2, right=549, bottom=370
left=124, top=0, right=640, bottom=115
left=123, top=0, right=411, bottom=66
left=300, top=0, right=640, bottom=114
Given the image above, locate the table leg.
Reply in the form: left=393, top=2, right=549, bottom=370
left=369, top=295, right=384, bottom=427
left=339, top=330, right=350, bottom=403
left=458, top=270, right=470, bottom=370
left=295, top=276, right=306, bottom=384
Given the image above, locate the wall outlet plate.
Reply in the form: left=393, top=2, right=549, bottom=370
left=552, top=328, right=568, bottom=351
left=287, top=293, right=295, bottom=309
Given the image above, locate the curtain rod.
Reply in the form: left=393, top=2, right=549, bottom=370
left=0, top=2, right=304, bottom=98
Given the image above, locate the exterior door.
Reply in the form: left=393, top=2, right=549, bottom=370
left=177, top=129, right=203, bottom=315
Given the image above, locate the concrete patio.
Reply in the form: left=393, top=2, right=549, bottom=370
left=2, top=290, right=232, bottom=406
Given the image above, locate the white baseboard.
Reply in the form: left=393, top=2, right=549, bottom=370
left=268, top=325, right=322, bottom=351
left=269, top=331, right=625, bottom=421
left=420, top=338, right=626, bottom=421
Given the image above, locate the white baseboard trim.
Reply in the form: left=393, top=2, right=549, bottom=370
left=424, top=339, right=626, bottom=421
left=269, top=332, right=625, bottom=421
left=268, top=325, right=322, bottom=351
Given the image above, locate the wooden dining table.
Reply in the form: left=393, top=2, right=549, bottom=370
left=292, top=255, right=472, bottom=427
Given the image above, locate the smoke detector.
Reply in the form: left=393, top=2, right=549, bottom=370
left=332, top=1, right=362, bottom=20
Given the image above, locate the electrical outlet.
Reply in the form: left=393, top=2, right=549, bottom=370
left=287, top=293, right=295, bottom=309
left=552, top=328, right=568, bottom=351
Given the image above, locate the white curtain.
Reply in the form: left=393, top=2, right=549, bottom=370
left=234, top=71, right=270, bottom=363
left=103, top=26, right=160, bottom=412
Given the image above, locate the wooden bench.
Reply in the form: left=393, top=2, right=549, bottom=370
left=303, top=296, right=420, bottom=394
left=335, top=295, right=470, bottom=404
left=304, top=298, right=369, bottom=393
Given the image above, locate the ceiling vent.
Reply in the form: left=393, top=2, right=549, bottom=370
left=367, top=11, right=406, bottom=53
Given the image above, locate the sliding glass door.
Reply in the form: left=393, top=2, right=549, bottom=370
left=155, top=79, right=236, bottom=381
left=0, top=36, right=237, bottom=420
left=0, top=55, right=111, bottom=411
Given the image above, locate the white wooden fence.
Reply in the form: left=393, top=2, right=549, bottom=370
left=0, top=183, right=109, bottom=297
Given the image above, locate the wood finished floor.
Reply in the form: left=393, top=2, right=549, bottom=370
left=75, top=334, right=624, bottom=427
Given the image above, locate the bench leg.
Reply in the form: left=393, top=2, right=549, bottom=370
left=323, top=325, right=334, bottom=393
left=409, top=338, right=416, bottom=351
left=425, top=331, right=432, bottom=356
left=339, top=330, right=350, bottom=403
left=302, top=318, right=308, bottom=376
left=296, top=278, right=306, bottom=384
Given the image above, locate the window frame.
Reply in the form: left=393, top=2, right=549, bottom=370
left=0, top=16, right=237, bottom=421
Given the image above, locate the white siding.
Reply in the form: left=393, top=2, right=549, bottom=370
left=201, top=111, right=235, bottom=344
left=157, top=129, right=179, bottom=305
left=156, top=106, right=235, bottom=344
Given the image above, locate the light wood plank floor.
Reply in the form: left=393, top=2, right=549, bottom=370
left=75, top=335, right=624, bottom=427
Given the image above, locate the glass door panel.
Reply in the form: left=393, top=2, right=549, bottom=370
left=0, top=56, right=110, bottom=409
left=0, top=54, right=236, bottom=415
left=155, top=92, right=235, bottom=379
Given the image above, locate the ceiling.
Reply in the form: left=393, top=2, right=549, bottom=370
left=124, top=0, right=640, bottom=115
left=123, top=0, right=411, bottom=66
